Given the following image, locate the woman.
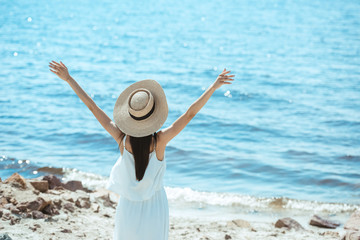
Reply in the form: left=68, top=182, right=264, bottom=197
left=49, top=60, right=234, bottom=239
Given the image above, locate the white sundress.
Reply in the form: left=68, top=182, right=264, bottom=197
left=106, top=134, right=169, bottom=240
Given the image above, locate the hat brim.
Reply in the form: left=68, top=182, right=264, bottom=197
left=113, top=79, right=168, bottom=137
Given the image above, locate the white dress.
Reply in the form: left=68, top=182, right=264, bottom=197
left=106, top=134, right=169, bottom=240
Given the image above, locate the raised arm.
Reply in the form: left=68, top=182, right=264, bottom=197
left=49, top=61, right=124, bottom=144
left=158, top=68, right=234, bottom=145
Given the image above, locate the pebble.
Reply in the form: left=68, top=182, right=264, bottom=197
left=275, top=217, right=304, bottom=231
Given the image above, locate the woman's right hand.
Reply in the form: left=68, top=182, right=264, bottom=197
left=211, top=68, right=235, bottom=90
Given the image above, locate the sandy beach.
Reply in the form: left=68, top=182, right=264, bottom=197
left=1, top=173, right=359, bottom=240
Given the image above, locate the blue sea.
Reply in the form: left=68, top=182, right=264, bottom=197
left=1, top=0, right=360, bottom=214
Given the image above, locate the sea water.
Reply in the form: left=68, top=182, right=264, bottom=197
left=1, top=0, right=360, bottom=214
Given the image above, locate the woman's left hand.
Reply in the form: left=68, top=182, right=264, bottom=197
left=49, top=60, right=71, bottom=82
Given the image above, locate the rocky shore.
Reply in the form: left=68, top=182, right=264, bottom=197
left=0, top=173, right=359, bottom=240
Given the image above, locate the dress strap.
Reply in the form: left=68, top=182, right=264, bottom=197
left=123, top=134, right=127, bottom=149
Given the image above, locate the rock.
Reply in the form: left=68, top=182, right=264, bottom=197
left=63, top=203, right=75, bottom=213
left=42, top=175, right=63, bottom=189
left=75, top=197, right=91, bottom=209
left=26, top=201, right=41, bottom=211
left=310, top=215, right=340, bottom=229
left=0, top=209, right=2, bottom=218
left=92, top=189, right=116, bottom=207
left=48, top=189, right=62, bottom=195
left=45, top=217, right=58, bottom=222
left=61, top=229, right=72, bottom=233
left=225, top=234, right=232, bottom=239
left=1, top=213, right=11, bottom=221
left=37, top=166, right=64, bottom=175
left=32, top=190, right=40, bottom=195
left=4, top=173, right=27, bottom=189
left=26, top=197, right=50, bottom=211
left=275, top=217, right=304, bottom=231
left=103, top=199, right=114, bottom=207
left=10, top=216, right=20, bottom=225
left=42, top=203, right=57, bottom=215
left=345, top=231, right=360, bottom=240
left=2, top=211, right=11, bottom=221
left=29, top=225, right=38, bottom=232
left=30, top=181, right=49, bottom=193
left=0, top=233, right=12, bottom=240
left=21, top=212, right=32, bottom=218
left=269, top=198, right=285, bottom=209
left=319, top=231, right=340, bottom=238
left=0, top=197, right=8, bottom=206
left=54, top=186, right=66, bottom=191
left=91, top=203, right=100, bottom=213
left=32, top=210, right=45, bottom=219
left=16, top=202, right=28, bottom=212
left=10, top=208, right=20, bottom=215
left=8, top=197, right=17, bottom=205
left=345, top=210, right=360, bottom=232
left=53, top=199, right=62, bottom=209
left=92, top=188, right=109, bottom=199
left=63, top=180, right=83, bottom=192
left=231, top=219, right=252, bottom=228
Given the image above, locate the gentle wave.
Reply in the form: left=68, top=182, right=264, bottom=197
left=165, top=186, right=359, bottom=214
left=62, top=167, right=360, bottom=214
left=323, top=120, right=360, bottom=127
left=1, top=155, right=359, bottom=214
left=338, top=154, right=360, bottom=162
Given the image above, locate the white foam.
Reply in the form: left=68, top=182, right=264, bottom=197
left=165, top=186, right=359, bottom=214
left=63, top=168, right=360, bottom=215
left=62, top=167, right=108, bottom=190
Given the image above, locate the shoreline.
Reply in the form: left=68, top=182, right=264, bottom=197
left=1, top=173, right=359, bottom=240
left=2, top=155, right=359, bottom=206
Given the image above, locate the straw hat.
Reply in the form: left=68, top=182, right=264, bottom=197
left=113, top=79, right=168, bottom=137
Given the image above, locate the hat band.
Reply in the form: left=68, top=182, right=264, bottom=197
left=129, top=102, right=155, bottom=121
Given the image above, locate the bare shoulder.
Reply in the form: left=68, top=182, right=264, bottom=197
left=156, top=130, right=167, bottom=148
left=116, top=133, right=126, bottom=155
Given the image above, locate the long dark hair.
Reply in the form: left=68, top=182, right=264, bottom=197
left=129, top=134, right=153, bottom=181
left=117, top=131, right=154, bottom=181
